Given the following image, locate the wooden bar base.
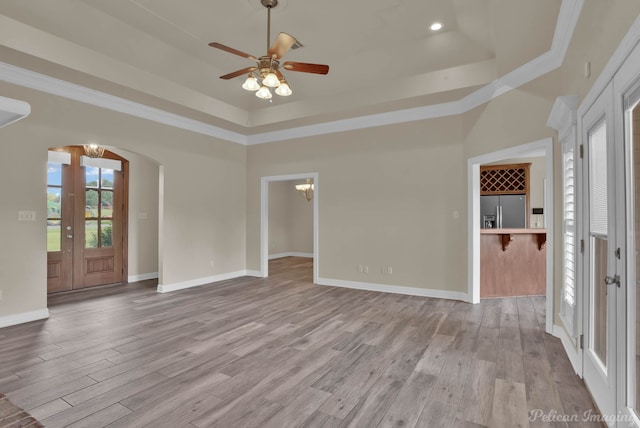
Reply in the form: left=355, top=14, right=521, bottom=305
left=480, top=229, right=546, bottom=298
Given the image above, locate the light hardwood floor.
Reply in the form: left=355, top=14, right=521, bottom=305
left=0, top=257, right=602, bottom=427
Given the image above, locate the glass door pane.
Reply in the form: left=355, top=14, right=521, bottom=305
left=589, top=121, right=609, bottom=368
left=581, top=83, right=617, bottom=419
left=47, top=163, right=63, bottom=252
left=84, top=167, right=114, bottom=248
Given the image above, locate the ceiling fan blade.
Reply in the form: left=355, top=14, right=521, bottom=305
left=209, top=42, right=258, bottom=61
left=268, top=32, right=297, bottom=59
left=282, top=61, right=330, bottom=75
left=220, top=66, right=257, bottom=80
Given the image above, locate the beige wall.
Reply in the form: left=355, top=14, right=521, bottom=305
left=269, top=181, right=291, bottom=256
left=0, top=81, right=246, bottom=320
left=1, top=0, right=639, bottom=328
left=289, top=180, right=314, bottom=255
left=248, top=117, right=467, bottom=291
left=111, top=148, right=159, bottom=279
left=268, top=180, right=313, bottom=257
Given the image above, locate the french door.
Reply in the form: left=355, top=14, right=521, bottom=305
left=581, top=82, right=619, bottom=420
left=581, top=40, right=640, bottom=425
left=47, top=146, right=128, bottom=293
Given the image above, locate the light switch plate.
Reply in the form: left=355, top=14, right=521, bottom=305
left=18, top=210, right=36, bottom=221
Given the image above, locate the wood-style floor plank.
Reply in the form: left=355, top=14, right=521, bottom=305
left=0, top=257, right=603, bottom=427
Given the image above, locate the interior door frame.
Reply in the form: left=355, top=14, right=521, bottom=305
left=467, top=138, right=555, bottom=333
left=260, top=172, right=319, bottom=282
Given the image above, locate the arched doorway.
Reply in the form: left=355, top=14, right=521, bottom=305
left=47, top=146, right=129, bottom=292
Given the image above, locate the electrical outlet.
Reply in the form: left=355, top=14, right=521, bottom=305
left=364, top=266, right=369, bottom=274
left=382, top=266, right=394, bottom=275
left=358, top=264, right=364, bottom=273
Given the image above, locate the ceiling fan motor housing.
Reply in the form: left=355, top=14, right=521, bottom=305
left=261, top=0, right=278, bottom=8
left=259, top=57, right=280, bottom=76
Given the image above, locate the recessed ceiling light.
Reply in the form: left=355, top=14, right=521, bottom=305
left=430, top=22, right=442, bottom=31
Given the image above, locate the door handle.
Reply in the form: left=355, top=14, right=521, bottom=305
left=604, top=274, right=620, bottom=287
left=67, top=234, right=73, bottom=239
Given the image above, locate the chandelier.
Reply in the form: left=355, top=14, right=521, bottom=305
left=295, top=179, right=314, bottom=202
left=83, top=144, right=105, bottom=158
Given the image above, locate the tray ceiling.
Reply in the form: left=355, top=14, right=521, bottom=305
left=0, top=0, right=567, bottom=138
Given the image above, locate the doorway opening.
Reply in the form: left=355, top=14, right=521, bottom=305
left=467, top=138, right=554, bottom=333
left=260, top=173, right=318, bottom=282
left=47, top=146, right=129, bottom=293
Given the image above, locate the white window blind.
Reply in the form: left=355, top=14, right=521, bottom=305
left=48, top=150, right=71, bottom=165
left=560, top=131, right=577, bottom=337
left=589, top=122, right=608, bottom=235
left=80, top=155, right=122, bottom=171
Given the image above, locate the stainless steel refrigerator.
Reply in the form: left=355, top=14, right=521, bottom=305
left=480, top=194, right=526, bottom=228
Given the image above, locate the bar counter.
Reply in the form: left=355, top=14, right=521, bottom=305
left=480, top=228, right=546, bottom=298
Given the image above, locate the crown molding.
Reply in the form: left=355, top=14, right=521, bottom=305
left=0, top=62, right=248, bottom=145
left=0, top=0, right=583, bottom=146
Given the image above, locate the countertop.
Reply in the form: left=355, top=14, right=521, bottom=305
left=480, top=228, right=547, bottom=234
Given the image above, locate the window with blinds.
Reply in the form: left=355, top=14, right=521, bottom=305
left=589, top=123, right=608, bottom=235
left=560, top=133, right=577, bottom=337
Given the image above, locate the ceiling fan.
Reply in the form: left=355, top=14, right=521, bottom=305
left=208, top=0, right=329, bottom=99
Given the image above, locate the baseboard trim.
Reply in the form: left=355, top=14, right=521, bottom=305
left=268, top=252, right=314, bottom=260
left=245, top=270, right=265, bottom=277
left=157, top=270, right=247, bottom=293
left=128, top=272, right=159, bottom=282
left=0, top=309, right=50, bottom=329
left=552, top=323, right=582, bottom=376
left=316, top=277, right=469, bottom=302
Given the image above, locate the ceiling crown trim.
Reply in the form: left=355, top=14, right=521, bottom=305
left=0, top=61, right=247, bottom=144
left=0, top=0, right=583, bottom=146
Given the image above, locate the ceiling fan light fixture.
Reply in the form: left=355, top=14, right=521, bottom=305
left=262, top=72, right=280, bottom=88
left=242, top=75, right=260, bottom=91
left=275, top=80, right=292, bottom=96
left=256, top=85, right=273, bottom=99
left=209, top=0, right=328, bottom=100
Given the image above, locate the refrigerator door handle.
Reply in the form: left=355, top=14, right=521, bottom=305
left=496, top=206, right=500, bottom=229
left=498, top=205, right=503, bottom=229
